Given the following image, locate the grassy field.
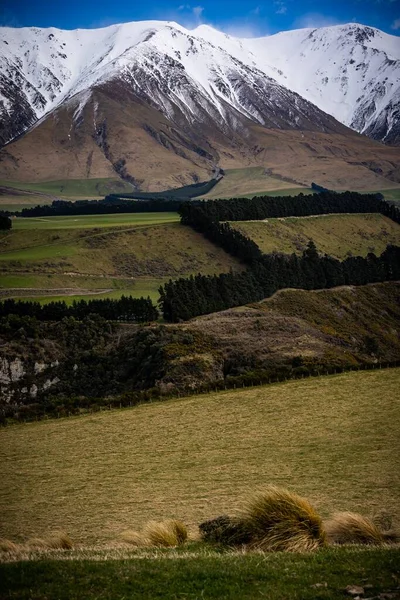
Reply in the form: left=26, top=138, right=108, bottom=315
left=201, top=167, right=309, bottom=199
left=1, top=546, right=399, bottom=599
left=0, top=214, right=242, bottom=301
left=230, top=213, right=400, bottom=259
left=378, top=188, right=400, bottom=202
left=11, top=212, right=180, bottom=230
left=0, top=177, right=135, bottom=199
left=0, top=368, right=398, bottom=545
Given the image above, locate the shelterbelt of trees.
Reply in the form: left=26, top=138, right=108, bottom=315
left=158, top=191, right=400, bottom=321
left=0, top=296, right=158, bottom=323
left=0, top=214, right=12, bottom=229
left=15, top=198, right=181, bottom=218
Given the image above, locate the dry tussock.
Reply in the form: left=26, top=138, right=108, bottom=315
left=120, top=520, right=188, bottom=548
left=119, top=530, right=145, bottom=546
left=0, top=538, right=20, bottom=553
left=325, top=512, right=399, bottom=546
left=143, top=520, right=188, bottom=548
left=26, top=533, right=73, bottom=550
left=238, top=486, right=326, bottom=552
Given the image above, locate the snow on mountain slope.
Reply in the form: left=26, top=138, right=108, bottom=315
left=194, top=23, right=400, bottom=143
left=245, top=24, right=400, bottom=144
left=0, top=20, right=399, bottom=147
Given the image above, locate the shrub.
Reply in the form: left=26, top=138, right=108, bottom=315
left=325, top=512, right=397, bottom=545
left=238, top=486, right=326, bottom=552
left=199, top=515, right=251, bottom=546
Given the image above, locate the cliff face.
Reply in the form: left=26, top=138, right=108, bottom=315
left=0, top=357, right=60, bottom=403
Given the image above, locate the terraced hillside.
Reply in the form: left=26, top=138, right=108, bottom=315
left=230, top=213, right=400, bottom=259
left=0, top=214, right=242, bottom=301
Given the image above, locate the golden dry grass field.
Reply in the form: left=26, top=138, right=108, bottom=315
left=0, top=369, right=399, bottom=546
left=230, top=213, right=400, bottom=259
left=201, top=167, right=310, bottom=198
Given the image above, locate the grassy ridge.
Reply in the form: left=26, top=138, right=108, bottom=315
left=0, top=178, right=135, bottom=199
left=201, top=167, right=309, bottom=199
left=1, top=546, right=399, bottom=599
left=0, top=369, right=398, bottom=544
left=0, top=216, right=242, bottom=301
left=230, top=213, right=400, bottom=259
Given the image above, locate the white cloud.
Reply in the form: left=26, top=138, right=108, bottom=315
left=176, top=4, right=204, bottom=24
left=293, top=13, right=341, bottom=29
left=391, top=18, right=400, bottom=30
left=192, top=6, right=204, bottom=20
left=221, top=22, right=266, bottom=38
left=274, top=1, right=287, bottom=15
left=251, top=6, right=261, bottom=16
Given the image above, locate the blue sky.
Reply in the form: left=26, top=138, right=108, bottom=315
left=1, top=0, right=399, bottom=36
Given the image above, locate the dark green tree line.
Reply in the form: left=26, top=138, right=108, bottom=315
left=0, top=295, right=158, bottom=322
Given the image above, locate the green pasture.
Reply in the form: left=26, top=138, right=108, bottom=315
left=231, top=213, right=400, bottom=259
left=10, top=212, right=180, bottom=230
left=0, top=547, right=399, bottom=600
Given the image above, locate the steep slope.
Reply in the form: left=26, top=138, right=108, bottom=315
left=0, top=21, right=399, bottom=190
left=1, top=21, right=399, bottom=147
left=196, top=23, right=400, bottom=145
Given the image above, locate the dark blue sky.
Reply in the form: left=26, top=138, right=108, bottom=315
left=1, top=0, right=399, bottom=36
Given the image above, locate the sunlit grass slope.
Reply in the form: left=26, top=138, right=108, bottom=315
left=0, top=215, right=242, bottom=301
left=0, top=177, right=134, bottom=199
left=201, top=167, right=309, bottom=199
left=231, top=213, right=400, bottom=259
left=0, top=369, right=398, bottom=544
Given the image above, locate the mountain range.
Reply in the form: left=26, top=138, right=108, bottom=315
left=0, top=20, right=399, bottom=191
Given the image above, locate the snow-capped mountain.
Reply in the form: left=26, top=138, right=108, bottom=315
left=0, top=20, right=399, bottom=148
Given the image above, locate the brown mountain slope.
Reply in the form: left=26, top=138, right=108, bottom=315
left=1, top=80, right=400, bottom=192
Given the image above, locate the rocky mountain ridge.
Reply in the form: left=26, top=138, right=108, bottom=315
left=0, top=20, right=399, bottom=147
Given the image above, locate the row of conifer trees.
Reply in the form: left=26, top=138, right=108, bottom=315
left=159, top=191, right=400, bottom=321
left=0, top=295, right=158, bottom=322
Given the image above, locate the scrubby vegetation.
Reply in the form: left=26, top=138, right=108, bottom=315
left=1, top=282, right=399, bottom=423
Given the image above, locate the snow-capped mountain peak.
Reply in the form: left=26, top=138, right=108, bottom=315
left=0, top=20, right=399, bottom=147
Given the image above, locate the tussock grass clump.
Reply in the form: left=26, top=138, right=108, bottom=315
left=26, top=533, right=73, bottom=550
left=325, top=512, right=399, bottom=545
left=0, top=538, right=19, bottom=553
left=119, top=530, right=145, bottom=546
left=121, top=520, right=188, bottom=548
left=142, top=520, right=188, bottom=548
left=238, top=486, right=326, bottom=552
